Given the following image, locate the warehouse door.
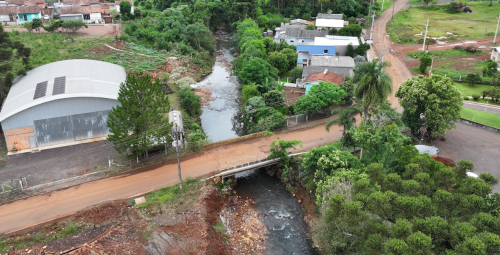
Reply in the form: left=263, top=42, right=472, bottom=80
left=33, top=116, right=75, bottom=147
left=72, top=111, right=110, bottom=141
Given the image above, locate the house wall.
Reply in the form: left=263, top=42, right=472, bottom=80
left=17, top=13, right=40, bottom=23
left=2, top=97, right=119, bottom=151
left=0, top=14, right=16, bottom=25
left=60, top=14, right=83, bottom=21
left=297, top=52, right=311, bottom=67
left=335, top=44, right=359, bottom=56
left=89, top=12, right=101, bottom=22
left=316, top=25, right=343, bottom=30
left=491, top=49, right=500, bottom=62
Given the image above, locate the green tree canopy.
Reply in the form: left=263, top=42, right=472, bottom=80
left=185, top=22, right=215, bottom=54
left=267, top=51, right=289, bottom=76
left=295, top=82, right=346, bottom=114
left=241, top=83, right=261, bottom=102
left=119, top=0, right=132, bottom=16
left=0, top=24, right=31, bottom=98
left=179, top=88, right=201, bottom=116
left=419, top=54, right=432, bottom=74
left=338, top=24, right=362, bottom=37
left=280, top=48, right=297, bottom=70
left=262, top=89, right=286, bottom=108
left=107, top=72, right=172, bottom=159
left=238, top=57, right=276, bottom=85
left=396, top=75, right=463, bottom=139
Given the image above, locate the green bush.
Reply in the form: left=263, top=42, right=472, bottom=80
left=472, top=94, right=480, bottom=100
left=241, top=84, right=260, bottom=102
left=464, top=96, right=469, bottom=100
left=179, top=88, right=201, bottom=116
left=144, top=1, right=152, bottom=9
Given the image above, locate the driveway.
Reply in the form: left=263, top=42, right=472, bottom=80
left=433, top=122, right=500, bottom=192
left=0, top=140, right=118, bottom=187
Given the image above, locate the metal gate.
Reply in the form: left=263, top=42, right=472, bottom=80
left=0, top=177, right=27, bottom=194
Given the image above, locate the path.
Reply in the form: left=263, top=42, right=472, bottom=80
left=463, top=101, right=500, bottom=115
left=0, top=124, right=342, bottom=234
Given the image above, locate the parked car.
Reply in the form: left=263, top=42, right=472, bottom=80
left=43, top=15, right=50, bottom=20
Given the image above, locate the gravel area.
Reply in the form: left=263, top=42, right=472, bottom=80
left=0, top=140, right=118, bottom=187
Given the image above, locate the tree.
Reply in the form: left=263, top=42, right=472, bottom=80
left=185, top=22, right=215, bottom=54
left=22, top=21, right=33, bottom=33
left=325, top=106, right=362, bottom=149
left=483, top=59, right=500, bottom=86
left=338, top=24, right=362, bottom=37
left=354, top=43, right=370, bottom=56
left=295, top=82, right=346, bottom=114
left=62, top=19, right=88, bottom=39
left=31, top=18, right=43, bottom=32
left=419, top=54, right=432, bottom=74
left=263, top=89, right=286, bottom=108
left=134, top=7, right=142, bottom=18
left=179, top=88, right=201, bottom=116
left=43, top=20, right=64, bottom=33
left=280, top=48, right=297, bottom=70
left=353, top=60, right=393, bottom=121
left=107, top=72, right=172, bottom=159
left=268, top=138, right=302, bottom=182
left=396, top=75, right=463, bottom=140
left=250, top=107, right=287, bottom=133
left=267, top=51, right=289, bottom=76
left=0, top=24, right=31, bottom=98
left=465, top=73, right=482, bottom=87
left=119, top=0, right=132, bottom=17
left=305, top=24, right=315, bottom=30
left=316, top=157, right=500, bottom=255
left=332, top=0, right=359, bottom=18
left=238, top=57, right=275, bottom=86
left=346, top=43, right=355, bottom=57
left=241, top=83, right=260, bottom=102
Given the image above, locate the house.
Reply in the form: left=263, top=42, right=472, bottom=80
left=290, top=18, right=307, bottom=26
left=17, top=5, right=40, bottom=23
left=0, top=60, right=126, bottom=152
left=491, top=47, right=500, bottom=62
left=59, top=5, right=82, bottom=20
left=82, top=4, right=101, bottom=23
left=276, top=27, right=328, bottom=46
left=296, top=44, right=336, bottom=67
left=315, top=18, right=346, bottom=30
left=317, top=13, right=343, bottom=20
left=304, top=69, right=345, bottom=94
left=313, top=36, right=360, bottom=56
left=25, top=0, right=45, bottom=8
left=62, top=0, right=99, bottom=5
left=301, top=56, right=355, bottom=79
left=0, top=6, right=18, bottom=25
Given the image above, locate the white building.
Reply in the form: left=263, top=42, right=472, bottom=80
left=491, top=47, right=500, bottom=62
left=315, top=18, right=346, bottom=30
left=313, top=36, right=360, bottom=56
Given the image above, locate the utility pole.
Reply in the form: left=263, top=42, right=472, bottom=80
left=494, top=13, right=500, bottom=43
left=173, top=123, right=183, bottom=190
left=391, top=0, right=395, bottom=31
left=382, top=0, right=385, bottom=12
left=370, top=11, right=375, bottom=41
left=422, top=18, right=429, bottom=51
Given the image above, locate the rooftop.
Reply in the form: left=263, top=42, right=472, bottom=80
left=316, top=18, right=345, bottom=28
left=0, top=60, right=126, bottom=122
left=303, top=66, right=354, bottom=79
left=17, top=5, right=40, bottom=13
left=279, top=27, right=328, bottom=39
left=311, top=55, right=355, bottom=68
left=313, top=36, right=360, bottom=46
left=317, top=13, right=343, bottom=20
left=0, top=6, right=17, bottom=14
left=304, top=70, right=345, bottom=85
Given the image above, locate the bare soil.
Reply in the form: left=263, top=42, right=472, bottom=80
left=283, top=87, right=306, bottom=106
left=194, top=88, right=216, bottom=106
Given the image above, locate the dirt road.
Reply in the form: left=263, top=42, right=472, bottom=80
left=0, top=124, right=342, bottom=234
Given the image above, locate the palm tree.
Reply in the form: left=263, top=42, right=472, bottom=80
left=353, top=60, right=393, bottom=121
left=326, top=106, right=362, bottom=149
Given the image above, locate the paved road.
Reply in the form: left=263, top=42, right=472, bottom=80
left=463, top=101, right=500, bottom=115
left=0, top=124, right=342, bottom=234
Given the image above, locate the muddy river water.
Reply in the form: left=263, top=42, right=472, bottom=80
left=193, top=37, right=241, bottom=143
left=235, top=170, right=318, bottom=255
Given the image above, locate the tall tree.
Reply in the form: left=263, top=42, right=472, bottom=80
left=353, top=60, right=393, bottom=121
left=185, top=22, right=215, bottom=54
left=483, top=59, right=500, bottom=86
left=107, top=72, right=172, bottom=159
left=325, top=106, right=362, bottom=149
left=119, top=0, right=132, bottom=17
left=0, top=24, right=31, bottom=98
left=396, top=75, right=463, bottom=140
left=419, top=54, right=432, bottom=74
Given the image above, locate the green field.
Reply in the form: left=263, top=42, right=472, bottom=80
left=461, top=107, right=500, bottom=128
left=454, top=82, right=491, bottom=97
left=389, top=2, right=500, bottom=43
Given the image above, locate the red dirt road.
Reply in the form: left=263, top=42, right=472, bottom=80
left=0, top=124, right=342, bottom=234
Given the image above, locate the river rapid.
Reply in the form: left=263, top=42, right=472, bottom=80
left=235, top=169, right=318, bottom=255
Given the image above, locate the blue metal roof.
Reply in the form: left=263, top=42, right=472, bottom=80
left=296, top=45, right=336, bottom=55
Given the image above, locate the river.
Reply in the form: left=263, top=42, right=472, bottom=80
left=193, top=36, right=241, bottom=143
left=235, top=169, right=319, bottom=255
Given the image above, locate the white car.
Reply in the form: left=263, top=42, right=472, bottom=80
left=43, top=15, right=50, bottom=20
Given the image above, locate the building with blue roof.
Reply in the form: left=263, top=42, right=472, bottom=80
left=296, top=45, right=336, bottom=68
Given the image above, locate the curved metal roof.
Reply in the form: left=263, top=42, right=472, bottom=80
left=0, top=59, right=126, bottom=122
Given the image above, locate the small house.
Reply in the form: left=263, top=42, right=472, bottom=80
left=276, top=27, right=328, bottom=46
left=315, top=18, right=346, bottom=30
left=304, top=69, right=345, bottom=94
left=59, top=5, right=82, bottom=20
left=290, top=18, right=307, bottom=26
left=0, top=6, right=18, bottom=25
left=24, top=0, right=45, bottom=9
left=316, top=13, right=344, bottom=20
left=82, top=5, right=101, bottom=23
left=17, top=5, right=41, bottom=24
left=302, top=56, right=355, bottom=79
left=296, top=44, right=336, bottom=67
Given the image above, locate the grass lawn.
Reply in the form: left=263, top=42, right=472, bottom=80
left=454, top=82, right=491, bottom=97
left=461, top=107, right=500, bottom=128
left=378, top=0, right=394, bottom=15
left=407, top=48, right=491, bottom=80
left=389, top=2, right=500, bottom=43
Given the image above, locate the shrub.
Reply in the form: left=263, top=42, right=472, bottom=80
left=242, top=84, right=261, bottom=102
left=144, top=1, right=152, bottom=9
left=179, top=88, right=201, bottom=116
left=472, top=94, right=480, bottom=100
left=464, top=96, right=469, bottom=100
left=176, top=77, right=196, bottom=89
